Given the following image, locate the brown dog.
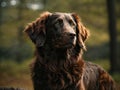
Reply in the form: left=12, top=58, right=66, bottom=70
left=24, top=11, right=116, bottom=90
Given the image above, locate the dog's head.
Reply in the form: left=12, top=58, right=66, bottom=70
left=24, top=11, right=89, bottom=50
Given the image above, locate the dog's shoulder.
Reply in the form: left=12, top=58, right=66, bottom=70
left=84, top=61, right=104, bottom=72
left=83, top=61, right=116, bottom=90
left=82, top=61, right=100, bottom=89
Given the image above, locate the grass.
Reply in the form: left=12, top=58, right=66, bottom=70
left=92, top=59, right=110, bottom=71
left=0, top=59, right=33, bottom=90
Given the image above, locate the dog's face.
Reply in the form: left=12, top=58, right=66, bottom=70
left=25, top=12, right=89, bottom=50
left=45, top=12, right=77, bottom=48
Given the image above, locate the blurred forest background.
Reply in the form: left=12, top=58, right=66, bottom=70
left=0, top=0, right=120, bottom=90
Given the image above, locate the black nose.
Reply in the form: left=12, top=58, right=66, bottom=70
left=68, top=33, right=76, bottom=39
left=69, top=33, right=76, bottom=36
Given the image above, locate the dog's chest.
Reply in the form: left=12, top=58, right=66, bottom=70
left=32, top=62, right=83, bottom=90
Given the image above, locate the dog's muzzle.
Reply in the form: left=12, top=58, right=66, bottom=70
left=53, top=33, right=76, bottom=48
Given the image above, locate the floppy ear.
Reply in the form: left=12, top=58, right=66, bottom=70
left=24, top=11, right=51, bottom=47
left=72, top=13, right=89, bottom=50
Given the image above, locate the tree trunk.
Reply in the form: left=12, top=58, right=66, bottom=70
left=106, top=0, right=119, bottom=73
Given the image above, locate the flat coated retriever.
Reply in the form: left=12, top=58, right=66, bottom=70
left=24, top=11, right=116, bottom=90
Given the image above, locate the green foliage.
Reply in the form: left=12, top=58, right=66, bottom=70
left=112, top=73, right=120, bottom=83
left=0, top=60, right=33, bottom=90
left=92, top=59, right=110, bottom=71
left=0, top=59, right=30, bottom=76
left=0, top=0, right=120, bottom=66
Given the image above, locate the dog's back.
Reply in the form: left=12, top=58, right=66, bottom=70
left=83, top=61, right=116, bottom=90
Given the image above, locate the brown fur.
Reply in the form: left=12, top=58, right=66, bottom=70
left=24, top=11, right=116, bottom=90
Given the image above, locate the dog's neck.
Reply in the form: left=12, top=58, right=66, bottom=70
left=36, top=43, right=83, bottom=64
left=34, top=44, right=85, bottom=89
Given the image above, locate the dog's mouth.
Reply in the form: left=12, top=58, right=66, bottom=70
left=54, top=41, right=75, bottom=48
left=53, top=33, right=76, bottom=48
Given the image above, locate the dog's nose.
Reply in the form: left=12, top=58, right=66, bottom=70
left=68, top=33, right=76, bottom=39
left=69, top=33, right=76, bottom=37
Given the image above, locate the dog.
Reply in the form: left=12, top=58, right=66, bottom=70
left=24, top=11, right=116, bottom=90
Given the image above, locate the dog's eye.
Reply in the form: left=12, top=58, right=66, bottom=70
left=69, top=20, right=76, bottom=29
left=55, top=21, right=60, bottom=27
left=54, top=19, right=63, bottom=32
left=54, top=19, right=63, bottom=28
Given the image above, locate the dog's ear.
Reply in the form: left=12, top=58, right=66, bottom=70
left=72, top=13, right=89, bottom=50
left=24, top=11, right=51, bottom=47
